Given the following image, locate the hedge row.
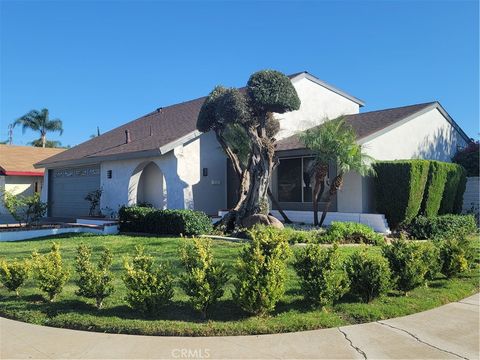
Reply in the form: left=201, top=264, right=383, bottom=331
left=407, top=214, right=477, bottom=240
left=374, top=160, right=430, bottom=228
left=118, top=206, right=213, bottom=236
left=374, top=160, right=467, bottom=228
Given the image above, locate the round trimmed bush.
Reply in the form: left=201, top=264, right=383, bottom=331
left=346, top=249, right=391, bottom=303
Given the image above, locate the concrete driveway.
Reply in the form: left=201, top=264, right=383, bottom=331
left=1, top=293, right=478, bottom=360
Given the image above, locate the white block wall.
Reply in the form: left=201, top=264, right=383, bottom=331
left=462, top=177, right=479, bottom=213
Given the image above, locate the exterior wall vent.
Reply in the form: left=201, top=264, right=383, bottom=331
left=107, top=170, right=112, bottom=179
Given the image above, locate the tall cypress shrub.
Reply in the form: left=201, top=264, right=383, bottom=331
left=420, top=161, right=448, bottom=218
left=374, top=160, right=430, bottom=228
left=453, top=166, right=467, bottom=214
left=439, top=163, right=465, bottom=215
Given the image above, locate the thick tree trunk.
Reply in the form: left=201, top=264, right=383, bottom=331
left=235, top=126, right=274, bottom=224
left=41, top=133, right=46, bottom=148
left=318, top=174, right=344, bottom=227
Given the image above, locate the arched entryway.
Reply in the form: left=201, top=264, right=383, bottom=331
left=128, top=161, right=166, bottom=208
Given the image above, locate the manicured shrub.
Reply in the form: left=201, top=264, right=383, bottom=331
left=318, top=222, right=385, bottom=245
left=75, top=244, right=114, bottom=309
left=453, top=167, right=467, bottom=214
left=32, top=243, right=70, bottom=302
left=345, top=249, right=391, bottom=302
left=452, top=141, right=479, bottom=177
left=374, top=160, right=430, bottom=228
left=439, top=163, right=466, bottom=215
left=0, top=258, right=30, bottom=296
left=438, top=237, right=473, bottom=278
left=382, top=240, right=427, bottom=294
left=294, top=244, right=349, bottom=308
left=118, top=205, right=154, bottom=232
left=123, top=246, right=174, bottom=313
left=118, top=206, right=213, bottom=236
left=179, top=238, right=229, bottom=318
left=233, top=225, right=291, bottom=316
left=418, top=242, right=442, bottom=283
left=407, top=214, right=477, bottom=240
left=420, top=161, right=449, bottom=217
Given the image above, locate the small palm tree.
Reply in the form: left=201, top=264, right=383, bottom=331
left=13, top=109, right=63, bottom=148
left=300, top=117, right=375, bottom=226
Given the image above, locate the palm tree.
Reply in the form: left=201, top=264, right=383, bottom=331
left=300, top=117, right=375, bottom=226
left=13, top=109, right=63, bottom=148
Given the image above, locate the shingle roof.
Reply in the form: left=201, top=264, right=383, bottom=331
left=276, top=102, right=437, bottom=152
left=35, top=72, right=363, bottom=168
left=0, top=145, right=64, bottom=175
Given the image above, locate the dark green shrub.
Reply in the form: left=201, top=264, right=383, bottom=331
left=382, top=240, right=427, bottom=293
left=439, top=163, right=466, bottom=215
left=318, top=222, right=384, bottom=245
left=452, top=141, right=479, bottom=177
left=123, top=246, right=174, bottom=313
left=179, top=238, right=229, bottom=318
left=75, top=244, right=114, bottom=309
left=420, top=161, right=449, bottom=217
left=233, top=225, right=291, bottom=316
left=453, top=167, right=467, bottom=214
left=408, top=214, right=477, bottom=240
left=0, top=258, right=30, bottom=296
left=294, top=244, right=349, bottom=308
left=118, top=206, right=213, bottom=236
left=438, top=237, right=473, bottom=278
left=118, top=206, right=154, bottom=232
left=345, top=249, right=391, bottom=302
left=418, top=242, right=442, bottom=282
left=374, top=160, right=430, bottom=228
left=32, top=243, right=70, bottom=302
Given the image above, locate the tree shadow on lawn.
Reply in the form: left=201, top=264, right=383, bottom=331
left=24, top=298, right=252, bottom=323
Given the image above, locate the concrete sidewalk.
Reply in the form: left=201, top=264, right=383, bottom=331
left=1, top=294, right=478, bottom=360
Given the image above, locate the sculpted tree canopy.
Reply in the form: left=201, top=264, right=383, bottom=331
left=196, top=70, right=301, bottom=229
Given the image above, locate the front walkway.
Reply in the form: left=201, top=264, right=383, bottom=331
left=1, top=294, right=478, bottom=359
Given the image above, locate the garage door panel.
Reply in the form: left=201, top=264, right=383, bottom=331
left=49, top=166, right=101, bottom=218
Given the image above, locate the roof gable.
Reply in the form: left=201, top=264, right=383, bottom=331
left=276, top=101, right=469, bottom=152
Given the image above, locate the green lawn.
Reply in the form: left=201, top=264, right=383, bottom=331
left=0, top=234, right=478, bottom=336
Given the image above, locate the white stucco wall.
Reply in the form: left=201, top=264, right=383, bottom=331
left=336, top=107, right=468, bottom=213
left=100, top=132, right=227, bottom=215
left=276, top=76, right=360, bottom=140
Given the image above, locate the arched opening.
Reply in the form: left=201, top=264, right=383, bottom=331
left=129, top=161, right=166, bottom=208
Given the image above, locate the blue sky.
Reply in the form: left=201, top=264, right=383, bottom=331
left=1, top=1, right=478, bottom=147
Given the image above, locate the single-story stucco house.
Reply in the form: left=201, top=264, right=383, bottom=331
left=0, top=145, right=64, bottom=223
left=34, top=72, right=470, bottom=231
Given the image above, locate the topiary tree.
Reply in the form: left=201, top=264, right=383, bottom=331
left=197, top=70, right=300, bottom=229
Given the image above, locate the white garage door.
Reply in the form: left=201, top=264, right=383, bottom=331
left=48, top=166, right=101, bottom=218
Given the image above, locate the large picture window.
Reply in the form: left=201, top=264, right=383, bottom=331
left=277, top=156, right=329, bottom=203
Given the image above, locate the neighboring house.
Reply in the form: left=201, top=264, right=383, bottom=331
left=0, top=145, right=64, bottom=223
left=35, top=72, right=470, bottom=229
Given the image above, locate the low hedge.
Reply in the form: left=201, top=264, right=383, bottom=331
left=374, top=160, right=430, bottom=228
left=119, top=206, right=213, bottom=236
left=318, top=222, right=385, bottom=246
left=407, top=214, right=477, bottom=240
